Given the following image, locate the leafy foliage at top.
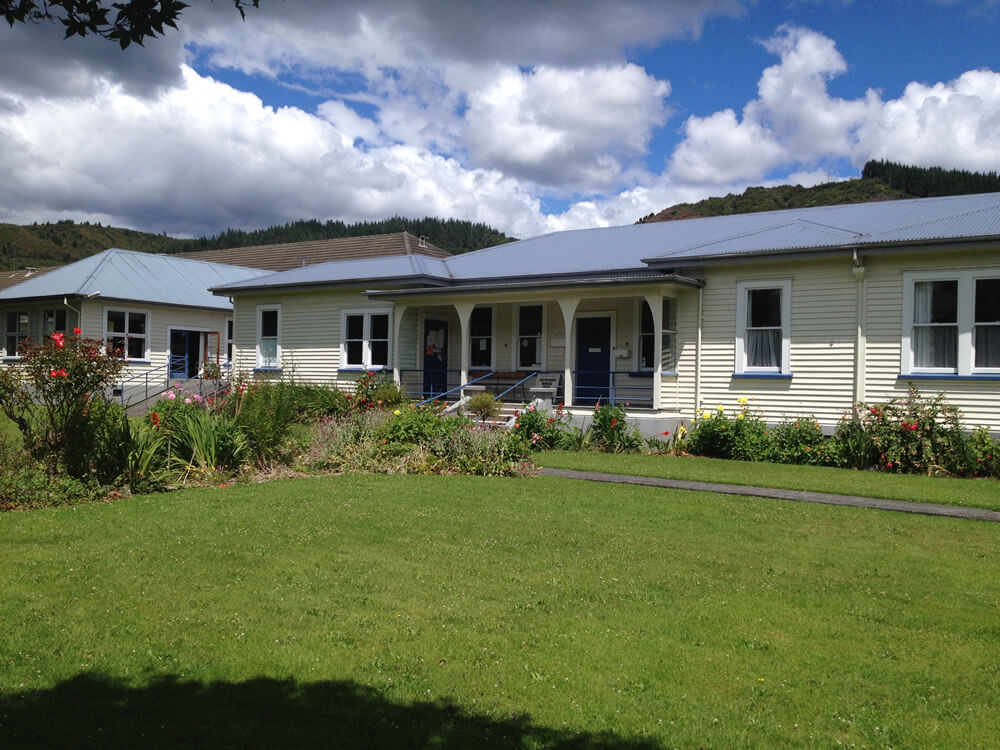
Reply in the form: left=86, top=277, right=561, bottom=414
left=861, top=159, right=1000, bottom=197
left=0, top=216, right=515, bottom=271
left=170, top=216, right=515, bottom=256
left=639, top=160, right=1000, bottom=223
left=1, top=0, right=257, bottom=48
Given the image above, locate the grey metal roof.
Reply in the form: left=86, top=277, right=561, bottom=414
left=0, top=248, right=270, bottom=310
left=210, top=192, right=1000, bottom=295
left=210, top=253, right=453, bottom=293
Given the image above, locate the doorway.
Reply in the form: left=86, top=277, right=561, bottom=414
left=422, top=318, right=448, bottom=398
left=575, top=316, right=611, bottom=405
left=169, top=329, right=202, bottom=379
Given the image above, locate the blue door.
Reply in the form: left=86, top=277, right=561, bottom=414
left=423, top=319, right=448, bottom=399
left=169, top=330, right=200, bottom=378
left=575, top=317, right=611, bottom=405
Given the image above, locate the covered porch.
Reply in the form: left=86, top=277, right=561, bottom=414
left=373, top=280, right=700, bottom=411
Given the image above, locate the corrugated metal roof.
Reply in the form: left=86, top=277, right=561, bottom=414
left=211, top=253, right=453, bottom=292
left=176, top=231, right=449, bottom=270
left=209, top=193, right=1000, bottom=295
left=0, top=248, right=270, bottom=309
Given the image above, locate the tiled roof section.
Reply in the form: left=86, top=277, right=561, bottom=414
left=175, top=231, right=449, bottom=270
left=0, top=265, right=61, bottom=291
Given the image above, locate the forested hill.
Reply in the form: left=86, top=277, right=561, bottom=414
left=0, top=216, right=515, bottom=271
left=638, top=160, right=1000, bottom=223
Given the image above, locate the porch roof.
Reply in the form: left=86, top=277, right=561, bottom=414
left=364, top=270, right=703, bottom=299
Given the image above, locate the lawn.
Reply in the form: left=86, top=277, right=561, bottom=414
left=537, top=450, right=1000, bottom=512
left=2, top=474, right=998, bottom=748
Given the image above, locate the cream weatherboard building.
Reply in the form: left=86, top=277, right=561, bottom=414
left=0, top=233, right=449, bottom=403
left=212, top=193, right=1000, bottom=434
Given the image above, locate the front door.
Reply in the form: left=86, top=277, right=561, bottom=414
left=575, top=316, right=611, bottom=405
left=169, top=330, right=201, bottom=379
left=423, top=319, right=448, bottom=398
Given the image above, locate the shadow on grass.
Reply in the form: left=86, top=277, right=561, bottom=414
left=1, top=672, right=666, bottom=749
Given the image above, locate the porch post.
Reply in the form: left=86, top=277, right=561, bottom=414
left=454, top=302, right=475, bottom=397
left=392, top=304, right=407, bottom=386
left=643, top=293, right=663, bottom=411
left=556, top=297, right=580, bottom=407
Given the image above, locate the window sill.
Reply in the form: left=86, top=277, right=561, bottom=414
left=732, top=372, right=793, bottom=380
left=898, top=373, right=1000, bottom=381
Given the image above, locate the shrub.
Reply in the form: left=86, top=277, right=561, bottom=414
left=588, top=403, right=644, bottom=453
left=304, top=408, right=532, bottom=477
left=348, top=370, right=406, bottom=411
left=770, top=417, right=828, bottom=465
left=0, top=330, right=125, bottom=476
left=857, top=387, right=968, bottom=475
left=965, top=426, right=998, bottom=478
left=219, top=381, right=300, bottom=465
left=465, top=391, right=501, bottom=420
left=512, top=403, right=575, bottom=450
left=0, top=435, right=106, bottom=510
left=170, top=408, right=247, bottom=475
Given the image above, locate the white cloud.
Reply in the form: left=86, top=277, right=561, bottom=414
left=667, top=25, right=1000, bottom=188
left=463, top=64, right=670, bottom=189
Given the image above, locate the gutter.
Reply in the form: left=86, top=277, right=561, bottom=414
left=641, top=233, right=1000, bottom=270
left=365, top=273, right=705, bottom=298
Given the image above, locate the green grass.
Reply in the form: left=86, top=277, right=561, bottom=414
left=2, top=474, right=999, bottom=748
left=537, top=450, right=1000, bottom=511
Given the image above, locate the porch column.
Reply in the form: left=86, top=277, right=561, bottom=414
left=392, top=304, right=408, bottom=386
left=643, top=293, right=663, bottom=411
left=557, top=297, right=580, bottom=407
left=454, top=302, right=475, bottom=396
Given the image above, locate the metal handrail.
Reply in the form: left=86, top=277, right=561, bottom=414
left=493, top=371, right=539, bottom=401
left=417, top=370, right=495, bottom=406
left=117, top=355, right=187, bottom=406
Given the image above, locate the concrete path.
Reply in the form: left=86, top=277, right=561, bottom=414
left=538, top=467, right=1000, bottom=523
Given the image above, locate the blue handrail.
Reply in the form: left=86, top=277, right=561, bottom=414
left=493, top=371, right=538, bottom=401
left=417, top=370, right=495, bottom=407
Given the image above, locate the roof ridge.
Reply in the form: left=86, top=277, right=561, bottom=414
left=76, top=248, right=117, bottom=294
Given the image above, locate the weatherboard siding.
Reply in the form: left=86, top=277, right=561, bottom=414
left=696, top=258, right=859, bottom=425
left=79, top=300, right=230, bottom=382
left=863, top=249, right=1000, bottom=431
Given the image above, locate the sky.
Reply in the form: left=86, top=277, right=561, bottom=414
left=1, top=1, right=999, bottom=241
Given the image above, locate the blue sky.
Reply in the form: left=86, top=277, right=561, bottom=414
left=0, top=1, right=998, bottom=239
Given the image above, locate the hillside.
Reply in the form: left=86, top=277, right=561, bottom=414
left=639, top=160, right=1000, bottom=224
left=0, top=217, right=514, bottom=272
left=638, top=179, right=908, bottom=223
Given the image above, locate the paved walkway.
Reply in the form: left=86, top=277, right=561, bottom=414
left=538, top=467, right=1000, bottom=523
